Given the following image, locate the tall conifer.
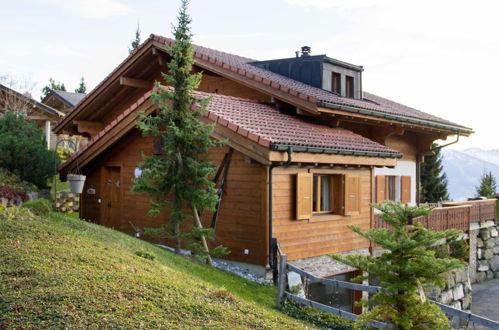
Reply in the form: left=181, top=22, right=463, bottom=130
left=132, top=0, right=226, bottom=265
left=420, top=143, right=449, bottom=203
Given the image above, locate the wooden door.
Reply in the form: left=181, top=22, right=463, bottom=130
left=104, top=166, right=121, bottom=229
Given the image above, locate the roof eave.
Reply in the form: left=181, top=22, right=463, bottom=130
left=317, top=101, right=473, bottom=135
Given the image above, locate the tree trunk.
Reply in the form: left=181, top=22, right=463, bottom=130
left=192, top=205, right=213, bottom=266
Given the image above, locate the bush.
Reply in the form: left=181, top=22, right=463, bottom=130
left=0, top=168, right=37, bottom=192
left=0, top=186, right=28, bottom=204
left=0, top=204, right=33, bottom=221
left=22, top=198, right=52, bottom=216
left=0, top=112, right=59, bottom=188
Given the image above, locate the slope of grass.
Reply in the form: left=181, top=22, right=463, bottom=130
left=0, top=212, right=314, bottom=328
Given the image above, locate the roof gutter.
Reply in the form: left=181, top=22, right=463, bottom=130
left=317, top=101, right=473, bottom=135
left=270, top=143, right=402, bottom=159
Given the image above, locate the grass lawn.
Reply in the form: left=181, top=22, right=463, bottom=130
left=0, top=212, right=315, bottom=328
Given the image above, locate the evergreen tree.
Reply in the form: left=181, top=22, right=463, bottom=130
left=331, top=201, right=464, bottom=329
left=420, top=143, right=449, bottom=203
left=475, top=171, right=497, bottom=198
left=128, top=23, right=141, bottom=54
left=40, top=78, right=66, bottom=101
left=74, top=77, right=87, bottom=94
left=132, top=0, right=227, bottom=265
left=0, top=112, right=59, bottom=188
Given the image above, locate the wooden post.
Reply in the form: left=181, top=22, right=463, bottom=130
left=276, top=254, right=287, bottom=307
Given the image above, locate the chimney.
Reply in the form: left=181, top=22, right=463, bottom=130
left=301, top=46, right=311, bottom=57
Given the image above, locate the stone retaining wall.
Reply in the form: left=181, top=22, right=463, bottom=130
left=471, top=221, right=499, bottom=283
left=427, top=267, right=472, bottom=312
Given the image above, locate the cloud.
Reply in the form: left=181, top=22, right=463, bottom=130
left=43, top=0, right=130, bottom=18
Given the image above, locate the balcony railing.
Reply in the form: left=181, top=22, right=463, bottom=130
left=373, top=199, right=497, bottom=232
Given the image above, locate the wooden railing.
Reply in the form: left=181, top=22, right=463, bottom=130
left=373, top=199, right=496, bottom=232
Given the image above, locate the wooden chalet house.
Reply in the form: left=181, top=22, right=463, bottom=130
left=0, top=83, right=64, bottom=149
left=55, top=35, right=472, bottom=276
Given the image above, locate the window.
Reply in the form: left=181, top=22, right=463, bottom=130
left=296, top=173, right=361, bottom=219
left=376, top=175, right=411, bottom=204
left=332, top=72, right=341, bottom=94
left=345, top=75, right=354, bottom=98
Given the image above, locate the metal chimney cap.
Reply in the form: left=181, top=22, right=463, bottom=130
left=301, top=46, right=311, bottom=56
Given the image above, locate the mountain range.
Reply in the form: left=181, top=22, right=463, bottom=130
left=441, top=148, right=499, bottom=201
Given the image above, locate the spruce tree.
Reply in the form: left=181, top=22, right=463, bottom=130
left=420, top=143, right=449, bottom=203
left=128, top=23, right=141, bottom=54
left=74, top=77, right=87, bottom=94
left=40, top=78, right=66, bottom=101
left=475, top=171, right=497, bottom=198
left=132, top=0, right=226, bottom=265
left=331, top=201, right=464, bottom=329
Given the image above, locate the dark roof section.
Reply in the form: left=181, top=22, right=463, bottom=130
left=151, top=34, right=471, bottom=133
left=0, top=84, right=64, bottom=117
left=45, top=90, right=86, bottom=108
left=60, top=89, right=400, bottom=173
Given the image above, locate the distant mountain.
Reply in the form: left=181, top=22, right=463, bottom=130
left=441, top=148, right=499, bottom=201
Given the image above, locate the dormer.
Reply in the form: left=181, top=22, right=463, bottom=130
left=250, top=46, right=363, bottom=100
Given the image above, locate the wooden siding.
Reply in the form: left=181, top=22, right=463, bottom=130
left=80, top=129, right=268, bottom=265
left=272, top=166, right=372, bottom=261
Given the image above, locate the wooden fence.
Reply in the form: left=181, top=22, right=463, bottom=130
left=373, top=199, right=496, bottom=232
left=276, top=247, right=499, bottom=329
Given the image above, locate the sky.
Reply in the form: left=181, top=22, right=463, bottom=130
left=1, top=0, right=498, bottom=150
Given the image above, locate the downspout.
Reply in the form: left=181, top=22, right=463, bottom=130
left=269, top=147, right=292, bottom=266
left=416, top=132, right=460, bottom=205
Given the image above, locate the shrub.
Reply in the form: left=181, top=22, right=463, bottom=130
left=135, top=250, right=156, bottom=261
left=0, top=168, right=37, bottom=192
left=0, top=204, right=33, bottom=221
left=0, top=112, right=59, bottom=188
left=22, top=198, right=52, bottom=216
left=0, top=186, right=29, bottom=204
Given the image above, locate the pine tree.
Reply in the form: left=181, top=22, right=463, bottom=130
left=128, top=23, right=141, bottom=54
left=475, top=171, right=497, bottom=198
left=40, top=78, right=66, bottom=101
left=331, top=201, right=464, bottom=329
left=132, top=0, right=227, bottom=265
left=74, top=77, right=87, bottom=94
left=420, top=143, right=449, bottom=203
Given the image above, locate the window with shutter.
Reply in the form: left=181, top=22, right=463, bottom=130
left=296, top=173, right=312, bottom=219
left=401, top=176, right=411, bottom=203
left=344, top=175, right=361, bottom=215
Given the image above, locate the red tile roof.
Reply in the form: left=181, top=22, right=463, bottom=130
left=61, top=90, right=400, bottom=171
left=151, top=34, right=470, bottom=131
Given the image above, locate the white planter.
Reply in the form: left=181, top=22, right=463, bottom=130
left=67, top=174, right=86, bottom=194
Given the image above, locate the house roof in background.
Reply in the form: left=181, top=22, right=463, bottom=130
left=0, top=84, right=64, bottom=118
left=45, top=90, right=86, bottom=108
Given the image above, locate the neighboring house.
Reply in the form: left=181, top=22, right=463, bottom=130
left=42, top=90, right=86, bottom=114
left=55, top=35, right=472, bottom=283
left=0, top=83, right=64, bottom=149
left=42, top=90, right=87, bottom=151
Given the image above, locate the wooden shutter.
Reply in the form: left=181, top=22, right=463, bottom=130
left=401, top=176, right=411, bottom=204
left=344, top=175, right=361, bottom=215
left=296, top=173, right=312, bottom=220
left=375, top=175, right=385, bottom=203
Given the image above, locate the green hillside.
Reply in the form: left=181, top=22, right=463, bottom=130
left=0, top=211, right=313, bottom=328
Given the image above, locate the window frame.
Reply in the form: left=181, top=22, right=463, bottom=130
left=345, top=75, right=354, bottom=98
left=332, top=72, right=341, bottom=94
